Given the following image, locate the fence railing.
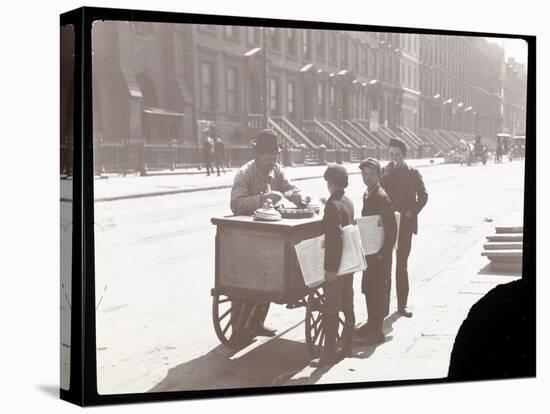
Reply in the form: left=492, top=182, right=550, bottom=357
left=91, top=135, right=399, bottom=176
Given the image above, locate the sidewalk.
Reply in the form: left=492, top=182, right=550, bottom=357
left=91, top=158, right=444, bottom=202
left=278, top=226, right=522, bottom=386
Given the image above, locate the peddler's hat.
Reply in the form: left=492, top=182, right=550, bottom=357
left=359, top=157, right=381, bottom=175
left=388, top=137, right=407, bottom=154
left=324, top=165, right=349, bottom=188
left=251, top=129, right=283, bottom=154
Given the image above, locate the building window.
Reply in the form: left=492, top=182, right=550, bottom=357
left=353, top=91, right=359, bottom=119
left=303, top=30, right=312, bottom=61
left=224, top=26, right=239, bottom=40
left=269, top=28, right=281, bottom=52
left=200, top=61, right=215, bottom=111
left=269, top=77, right=279, bottom=114
left=340, top=36, right=348, bottom=68
left=198, top=25, right=217, bottom=34
left=288, top=81, right=296, bottom=119
left=247, top=27, right=261, bottom=45
left=330, top=84, right=336, bottom=107
left=352, top=43, right=359, bottom=73
left=316, top=31, right=326, bottom=62
left=286, top=29, right=297, bottom=57
left=328, top=32, right=337, bottom=64
left=362, top=47, right=368, bottom=75
left=383, top=54, right=390, bottom=82
left=226, top=67, right=238, bottom=114
left=317, top=82, right=324, bottom=116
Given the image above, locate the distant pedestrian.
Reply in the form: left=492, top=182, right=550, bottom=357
left=203, top=134, right=214, bottom=176
left=381, top=137, right=428, bottom=318
left=214, top=137, right=226, bottom=176
left=496, top=138, right=503, bottom=163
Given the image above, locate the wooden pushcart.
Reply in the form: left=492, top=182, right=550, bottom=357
left=210, top=215, right=347, bottom=356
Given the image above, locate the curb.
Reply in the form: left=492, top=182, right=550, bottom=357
left=94, top=160, right=444, bottom=203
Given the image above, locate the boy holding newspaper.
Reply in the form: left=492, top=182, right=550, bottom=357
left=313, top=165, right=356, bottom=366
left=356, top=158, right=398, bottom=345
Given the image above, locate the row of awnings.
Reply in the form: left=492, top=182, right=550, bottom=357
left=430, top=96, right=473, bottom=112
left=300, top=63, right=380, bottom=87
left=143, top=106, right=185, bottom=117
left=246, top=45, right=380, bottom=88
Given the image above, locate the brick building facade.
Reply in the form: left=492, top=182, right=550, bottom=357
left=502, top=57, right=527, bottom=136
left=88, top=21, right=527, bottom=172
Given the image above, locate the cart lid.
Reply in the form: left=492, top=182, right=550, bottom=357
left=211, top=215, right=322, bottom=231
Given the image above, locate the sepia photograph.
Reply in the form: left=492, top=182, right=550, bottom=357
left=60, top=13, right=531, bottom=398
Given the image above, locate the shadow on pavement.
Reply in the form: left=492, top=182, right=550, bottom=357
left=150, top=312, right=409, bottom=392
left=351, top=311, right=401, bottom=359
left=383, top=311, right=402, bottom=333
left=149, top=337, right=313, bottom=393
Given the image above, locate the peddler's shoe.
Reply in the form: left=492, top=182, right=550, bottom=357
left=255, top=325, right=277, bottom=337
left=398, top=307, right=413, bottom=318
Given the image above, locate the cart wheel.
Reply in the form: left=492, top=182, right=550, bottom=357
left=305, top=288, right=345, bottom=357
left=212, top=294, right=255, bottom=347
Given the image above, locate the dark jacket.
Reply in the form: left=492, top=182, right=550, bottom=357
left=203, top=137, right=214, bottom=158
left=323, top=189, right=355, bottom=273
left=380, top=161, right=428, bottom=234
left=362, top=184, right=397, bottom=258
left=215, top=139, right=225, bottom=159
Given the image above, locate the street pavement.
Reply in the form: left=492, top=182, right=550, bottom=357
left=91, top=160, right=524, bottom=394
left=91, top=158, right=444, bottom=202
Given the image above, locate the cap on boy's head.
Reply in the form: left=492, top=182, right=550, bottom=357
left=324, top=165, right=349, bottom=188
left=359, top=157, right=381, bottom=175
left=388, top=137, right=407, bottom=155
left=252, top=129, right=283, bottom=154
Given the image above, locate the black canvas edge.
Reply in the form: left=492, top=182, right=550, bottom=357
left=65, top=5, right=532, bottom=39
left=59, top=6, right=537, bottom=406
left=60, top=8, right=84, bottom=407
left=522, top=34, right=536, bottom=373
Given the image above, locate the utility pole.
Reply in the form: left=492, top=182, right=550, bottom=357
left=262, top=27, right=270, bottom=129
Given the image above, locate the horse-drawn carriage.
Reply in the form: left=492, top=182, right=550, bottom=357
left=509, top=135, right=526, bottom=161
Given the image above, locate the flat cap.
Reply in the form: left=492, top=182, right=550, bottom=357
left=324, top=165, right=349, bottom=188
left=388, top=137, right=407, bottom=154
left=359, top=157, right=381, bottom=175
